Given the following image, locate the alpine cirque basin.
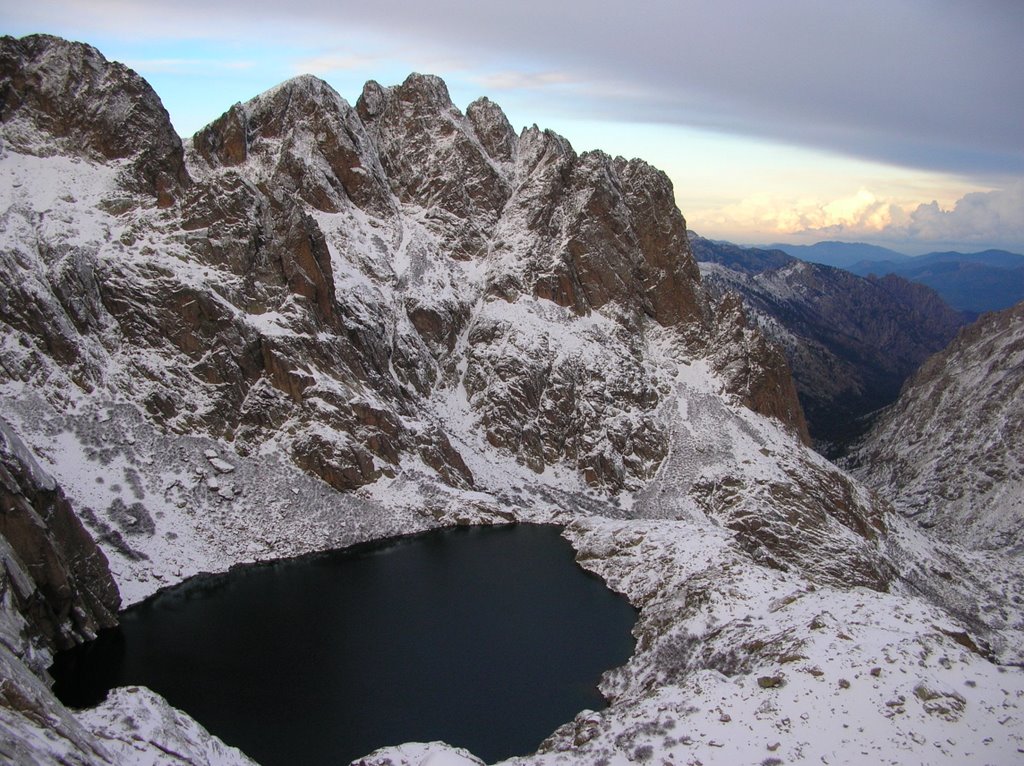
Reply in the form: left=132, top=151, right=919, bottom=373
left=1, top=34, right=1022, bottom=766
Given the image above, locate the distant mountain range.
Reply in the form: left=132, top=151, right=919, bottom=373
left=691, top=234, right=966, bottom=451
left=765, top=241, right=1024, bottom=315
left=764, top=241, right=909, bottom=269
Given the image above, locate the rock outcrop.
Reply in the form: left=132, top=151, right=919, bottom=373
left=0, top=417, right=119, bottom=651
left=705, top=292, right=811, bottom=446
left=0, top=33, right=188, bottom=205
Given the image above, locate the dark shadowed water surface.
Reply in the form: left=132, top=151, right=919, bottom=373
left=52, top=524, right=637, bottom=765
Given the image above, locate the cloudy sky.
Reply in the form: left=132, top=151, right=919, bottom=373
left=4, top=0, right=1023, bottom=253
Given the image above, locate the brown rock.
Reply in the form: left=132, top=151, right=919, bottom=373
left=292, top=431, right=389, bottom=491
left=490, top=132, right=709, bottom=332
left=0, top=34, right=189, bottom=204
left=0, top=418, right=120, bottom=651
left=614, top=157, right=706, bottom=327
left=190, top=102, right=249, bottom=167
left=708, top=292, right=811, bottom=444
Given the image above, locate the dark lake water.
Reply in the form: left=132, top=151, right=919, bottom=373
left=52, top=524, right=637, bottom=765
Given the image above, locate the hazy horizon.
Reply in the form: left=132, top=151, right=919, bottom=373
left=696, top=233, right=1024, bottom=258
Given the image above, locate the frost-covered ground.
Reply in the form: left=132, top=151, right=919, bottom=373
left=4, top=265, right=1022, bottom=764
left=847, top=301, right=1024, bottom=552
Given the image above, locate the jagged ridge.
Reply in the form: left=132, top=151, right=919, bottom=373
left=2, top=34, right=807, bottom=497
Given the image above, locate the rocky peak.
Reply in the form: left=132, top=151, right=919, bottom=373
left=190, top=75, right=394, bottom=217
left=191, top=102, right=250, bottom=167
left=356, top=73, right=511, bottom=259
left=0, top=34, right=188, bottom=206
left=466, top=96, right=517, bottom=164
left=355, top=79, right=387, bottom=120
left=1, top=40, right=811, bottom=494
left=515, top=124, right=576, bottom=180
left=613, top=157, right=706, bottom=327
left=243, top=74, right=342, bottom=138
left=488, top=132, right=708, bottom=332
left=384, top=72, right=455, bottom=112
left=708, top=292, right=812, bottom=444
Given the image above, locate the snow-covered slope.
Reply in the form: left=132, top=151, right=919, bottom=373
left=1, top=33, right=1022, bottom=766
left=847, top=301, right=1024, bottom=551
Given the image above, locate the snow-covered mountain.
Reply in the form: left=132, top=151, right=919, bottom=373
left=693, top=234, right=967, bottom=451
left=847, top=300, right=1024, bottom=550
left=2, top=33, right=1022, bottom=766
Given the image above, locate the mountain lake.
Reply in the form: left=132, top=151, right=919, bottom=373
left=51, top=523, right=637, bottom=765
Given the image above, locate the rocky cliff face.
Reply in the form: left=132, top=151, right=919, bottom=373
left=0, top=415, right=118, bottom=764
left=847, top=300, right=1024, bottom=550
left=694, top=233, right=966, bottom=451
left=0, top=417, right=119, bottom=651
left=0, top=34, right=188, bottom=206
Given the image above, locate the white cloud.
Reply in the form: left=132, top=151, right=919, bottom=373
left=788, top=182, right=1024, bottom=251
left=701, top=188, right=902, bottom=237
left=894, top=182, right=1024, bottom=248
left=468, top=71, right=574, bottom=91
left=8, top=0, right=1023, bottom=176
left=693, top=181, right=1024, bottom=252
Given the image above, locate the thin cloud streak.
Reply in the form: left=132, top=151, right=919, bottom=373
left=469, top=71, right=575, bottom=92
left=7, top=0, right=1022, bottom=178
left=292, top=52, right=385, bottom=76
left=5, top=0, right=1022, bottom=251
